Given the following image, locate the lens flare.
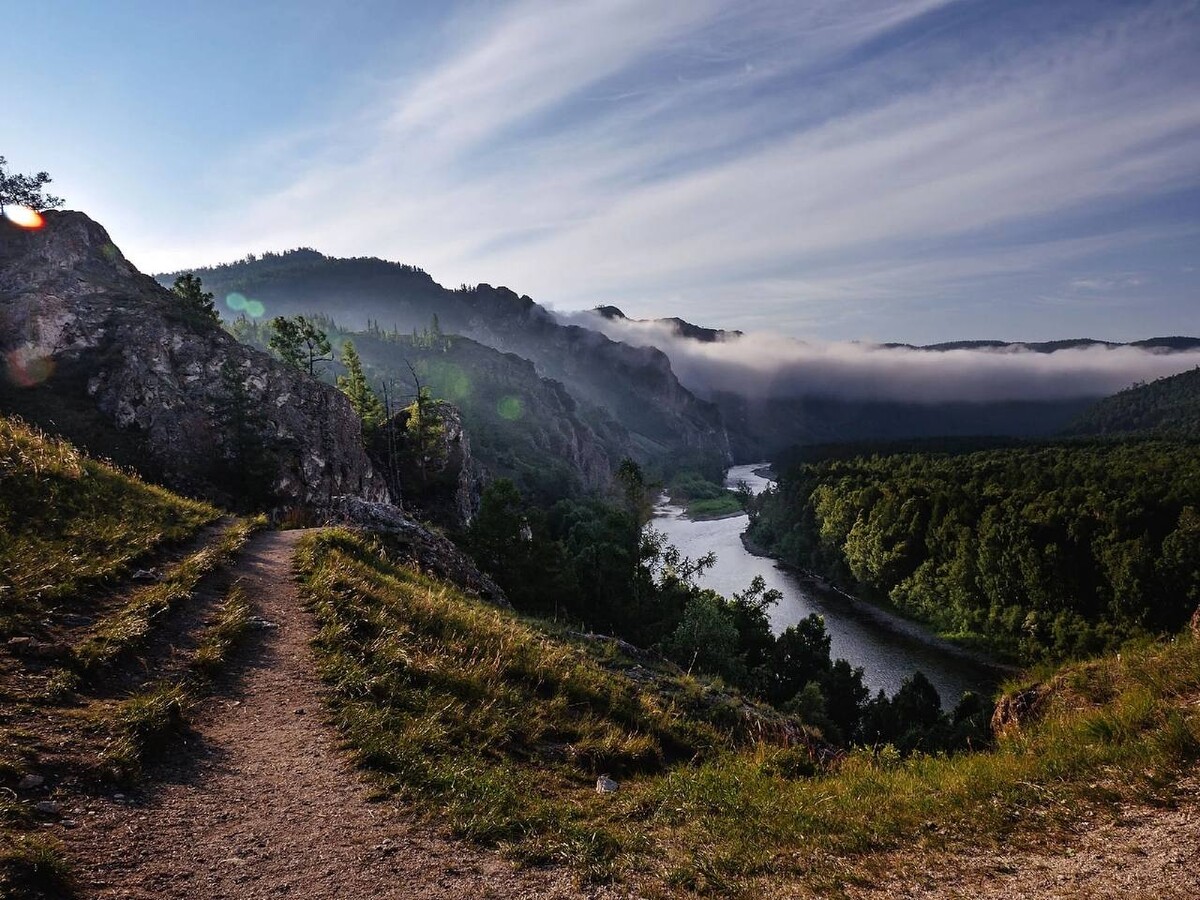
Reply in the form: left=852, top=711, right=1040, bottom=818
left=496, top=395, right=524, bottom=421
left=226, top=292, right=248, bottom=311
left=5, top=347, right=55, bottom=387
left=3, top=205, right=44, bottom=229
left=245, top=300, right=265, bottom=318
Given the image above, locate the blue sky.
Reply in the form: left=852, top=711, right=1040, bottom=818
left=4, top=0, right=1199, bottom=342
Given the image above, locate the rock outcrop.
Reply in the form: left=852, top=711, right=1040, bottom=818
left=0, top=211, right=387, bottom=513
left=325, top=496, right=506, bottom=604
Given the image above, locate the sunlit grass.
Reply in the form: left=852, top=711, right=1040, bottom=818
left=68, top=517, right=262, bottom=682
left=298, top=528, right=1200, bottom=892
left=0, top=416, right=220, bottom=637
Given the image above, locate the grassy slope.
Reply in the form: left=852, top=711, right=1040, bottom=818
left=298, top=529, right=1200, bottom=894
left=0, top=416, right=220, bottom=637
left=0, top=417, right=255, bottom=897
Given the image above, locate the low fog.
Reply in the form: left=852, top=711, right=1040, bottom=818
left=565, top=313, right=1200, bottom=404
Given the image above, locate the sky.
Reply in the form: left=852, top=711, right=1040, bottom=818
left=4, top=0, right=1199, bottom=343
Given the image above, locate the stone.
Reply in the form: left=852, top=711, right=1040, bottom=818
left=33, top=800, right=61, bottom=816
left=595, top=775, right=619, bottom=794
left=0, top=212, right=390, bottom=516
left=17, top=774, right=44, bottom=790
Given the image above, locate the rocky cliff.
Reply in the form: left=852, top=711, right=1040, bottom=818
left=166, top=252, right=732, bottom=471
left=0, top=211, right=387, bottom=513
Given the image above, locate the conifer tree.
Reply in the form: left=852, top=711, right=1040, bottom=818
left=336, top=340, right=386, bottom=434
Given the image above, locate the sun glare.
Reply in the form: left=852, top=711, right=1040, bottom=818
left=3, top=205, right=44, bottom=229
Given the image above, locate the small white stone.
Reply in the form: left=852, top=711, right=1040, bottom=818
left=595, top=775, right=619, bottom=794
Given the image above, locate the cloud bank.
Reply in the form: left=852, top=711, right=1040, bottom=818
left=568, top=312, right=1200, bottom=404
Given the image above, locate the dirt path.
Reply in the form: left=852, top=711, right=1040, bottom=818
left=60, top=530, right=614, bottom=900
left=845, top=781, right=1200, bottom=900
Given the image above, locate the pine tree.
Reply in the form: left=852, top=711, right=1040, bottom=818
left=336, top=340, right=386, bottom=435
left=170, top=273, right=219, bottom=324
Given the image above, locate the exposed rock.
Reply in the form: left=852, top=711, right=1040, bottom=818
left=18, top=774, right=45, bottom=790
left=33, top=800, right=61, bottom=816
left=991, top=681, right=1054, bottom=738
left=595, top=775, right=619, bottom=794
left=0, top=212, right=388, bottom=514
left=371, top=400, right=482, bottom=530
left=326, top=496, right=507, bottom=606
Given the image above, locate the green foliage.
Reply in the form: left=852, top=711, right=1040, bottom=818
left=296, top=528, right=776, bottom=880
left=169, top=273, right=219, bottom=324
left=0, top=156, right=64, bottom=213
left=1067, top=366, right=1200, bottom=439
left=335, top=340, right=386, bottom=434
left=749, top=439, right=1200, bottom=663
left=213, top=360, right=278, bottom=510
left=297, top=528, right=1200, bottom=890
left=0, top=416, right=220, bottom=638
left=667, top=469, right=746, bottom=519
left=268, top=315, right=332, bottom=375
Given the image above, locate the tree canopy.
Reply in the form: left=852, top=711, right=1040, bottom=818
left=170, top=273, right=219, bottom=324
left=268, top=315, right=332, bottom=376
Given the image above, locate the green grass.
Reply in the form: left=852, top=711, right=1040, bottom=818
left=100, top=582, right=257, bottom=782
left=685, top=495, right=745, bottom=520
left=0, top=416, right=220, bottom=637
left=67, top=517, right=262, bottom=683
left=0, top=833, right=74, bottom=900
left=298, top=528, right=1200, bottom=893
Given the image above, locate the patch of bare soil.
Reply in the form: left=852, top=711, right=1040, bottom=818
left=846, top=779, right=1200, bottom=899
left=58, top=530, right=629, bottom=899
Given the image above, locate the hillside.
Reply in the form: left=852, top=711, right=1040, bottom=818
left=4, top=415, right=1200, bottom=897
left=161, top=251, right=731, bottom=472
left=235, top=318, right=630, bottom=502
left=0, top=214, right=386, bottom=514
left=1066, top=366, right=1200, bottom=438
left=748, top=440, right=1200, bottom=663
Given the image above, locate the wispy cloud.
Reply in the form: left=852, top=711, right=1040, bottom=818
left=146, top=0, right=1200, bottom=342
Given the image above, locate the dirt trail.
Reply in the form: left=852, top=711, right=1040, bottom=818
left=845, top=782, right=1200, bottom=900
left=61, top=530, right=611, bottom=900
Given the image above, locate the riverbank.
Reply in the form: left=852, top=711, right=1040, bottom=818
left=739, top=531, right=1018, bottom=678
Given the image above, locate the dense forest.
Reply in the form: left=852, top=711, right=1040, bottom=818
left=460, top=472, right=991, bottom=754
left=747, top=441, right=1200, bottom=663
left=1066, top=366, right=1200, bottom=439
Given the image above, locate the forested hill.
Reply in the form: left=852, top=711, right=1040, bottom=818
left=1065, top=366, right=1200, bottom=438
left=159, top=251, right=731, bottom=472
left=747, top=440, right=1200, bottom=664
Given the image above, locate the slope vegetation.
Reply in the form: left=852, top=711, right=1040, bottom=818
left=0, top=418, right=261, bottom=897
left=0, top=416, right=220, bottom=637
left=1067, top=366, right=1200, bottom=438
left=296, top=528, right=1200, bottom=894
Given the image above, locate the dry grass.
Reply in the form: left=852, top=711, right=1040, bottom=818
left=0, top=416, right=220, bottom=637
left=298, top=528, right=1200, bottom=895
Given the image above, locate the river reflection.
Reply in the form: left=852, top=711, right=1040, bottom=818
left=651, top=463, right=999, bottom=705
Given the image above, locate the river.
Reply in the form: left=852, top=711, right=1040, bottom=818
left=652, top=463, right=1001, bottom=705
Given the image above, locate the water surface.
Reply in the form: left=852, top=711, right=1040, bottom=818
left=652, top=463, right=999, bottom=704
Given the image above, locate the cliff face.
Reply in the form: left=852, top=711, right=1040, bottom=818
left=371, top=400, right=482, bottom=531
left=0, top=212, right=387, bottom=513
left=169, top=253, right=733, bottom=472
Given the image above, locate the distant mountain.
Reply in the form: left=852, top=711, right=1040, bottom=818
left=1065, top=366, right=1200, bottom=439
left=164, top=252, right=731, bottom=473
left=593, top=304, right=743, bottom=343
left=885, top=337, right=1200, bottom=353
